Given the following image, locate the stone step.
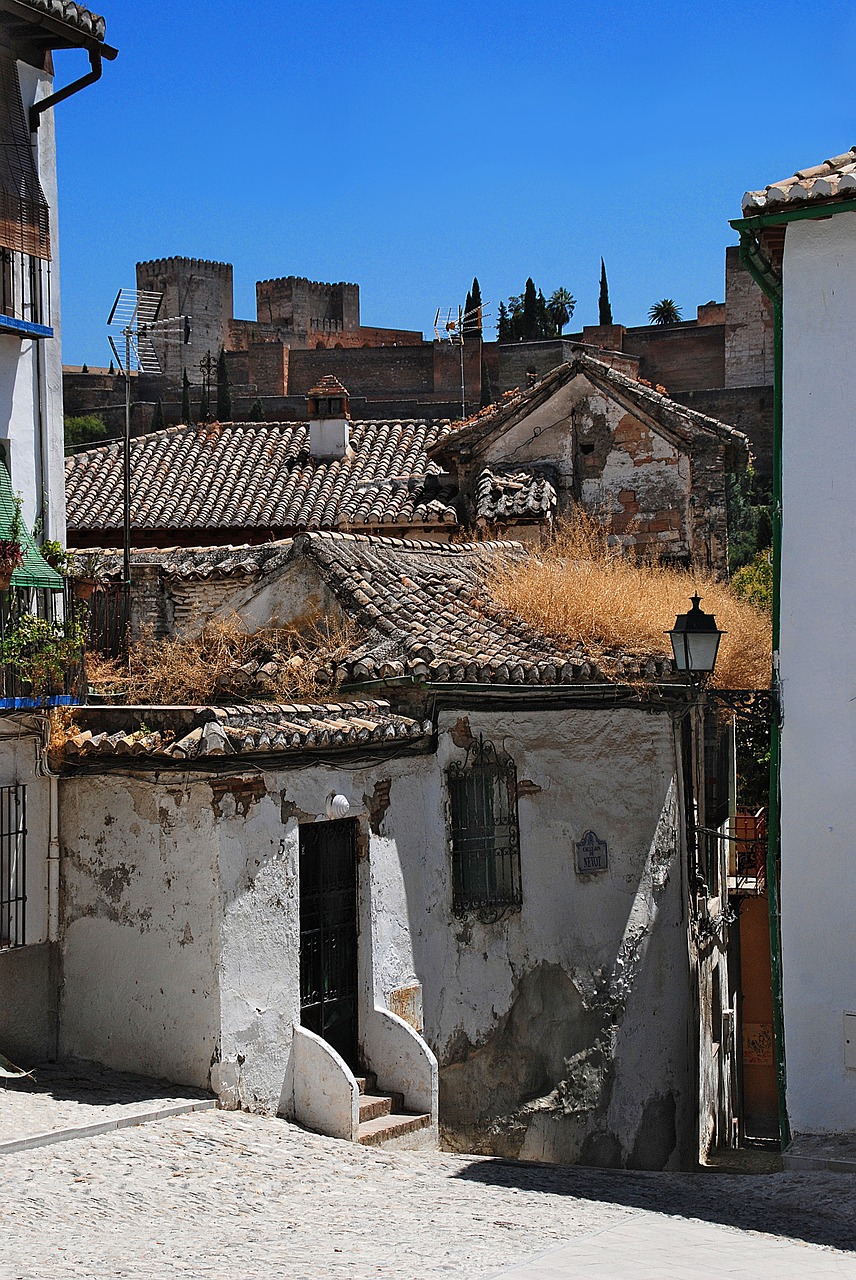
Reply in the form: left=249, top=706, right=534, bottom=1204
left=354, top=1072, right=377, bottom=1096
left=357, top=1111, right=432, bottom=1147
left=358, top=1091, right=404, bottom=1123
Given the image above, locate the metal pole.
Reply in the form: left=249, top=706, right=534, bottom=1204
left=122, top=330, right=131, bottom=586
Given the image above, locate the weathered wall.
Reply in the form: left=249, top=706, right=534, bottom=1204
left=59, top=776, right=222, bottom=1087
left=287, top=345, right=435, bottom=398
left=672, top=385, right=773, bottom=479
left=56, top=701, right=694, bottom=1167
left=0, top=942, right=57, bottom=1061
left=779, top=210, right=856, bottom=1137
left=136, top=258, right=233, bottom=388
left=724, top=246, right=774, bottom=389
left=623, top=323, right=725, bottom=394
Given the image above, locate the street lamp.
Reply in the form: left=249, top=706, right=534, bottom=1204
left=668, top=593, right=725, bottom=679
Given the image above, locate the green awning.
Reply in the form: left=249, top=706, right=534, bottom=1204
left=0, top=463, right=63, bottom=590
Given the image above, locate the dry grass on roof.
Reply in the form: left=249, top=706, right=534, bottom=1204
left=85, top=614, right=359, bottom=707
left=487, top=514, right=771, bottom=691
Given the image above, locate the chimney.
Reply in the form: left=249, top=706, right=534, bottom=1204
left=307, top=375, right=351, bottom=460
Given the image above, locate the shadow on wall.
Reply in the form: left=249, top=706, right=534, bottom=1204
left=450, top=1157, right=856, bottom=1254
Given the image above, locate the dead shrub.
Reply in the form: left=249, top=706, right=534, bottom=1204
left=86, top=613, right=359, bottom=706
left=487, top=513, right=771, bottom=690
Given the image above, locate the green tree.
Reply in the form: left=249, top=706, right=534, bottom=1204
left=521, top=278, right=538, bottom=339
left=80, top=363, right=89, bottom=374
left=497, top=301, right=511, bottom=342
left=181, top=368, right=192, bottom=423
left=64, top=414, right=107, bottom=448
left=480, top=356, right=493, bottom=409
left=248, top=399, right=265, bottom=422
left=199, top=380, right=210, bottom=423
left=216, top=348, right=232, bottom=422
left=731, top=551, right=773, bottom=611
left=548, top=287, right=576, bottom=336
left=469, top=276, right=482, bottom=334
left=648, top=298, right=682, bottom=325
left=599, top=259, right=613, bottom=325
left=725, top=464, right=773, bottom=571
left=151, top=398, right=165, bottom=432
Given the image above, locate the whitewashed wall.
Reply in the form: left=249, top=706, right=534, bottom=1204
left=780, top=210, right=856, bottom=1135
left=59, top=703, right=693, bottom=1167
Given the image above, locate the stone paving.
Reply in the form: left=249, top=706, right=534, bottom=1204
left=0, top=1108, right=854, bottom=1279
left=0, top=1061, right=213, bottom=1149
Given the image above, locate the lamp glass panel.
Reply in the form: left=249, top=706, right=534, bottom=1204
left=686, top=630, right=721, bottom=672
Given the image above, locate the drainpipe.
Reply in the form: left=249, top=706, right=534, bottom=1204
left=29, top=47, right=105, bottom=133
left=731, top=223, right=789, bottom=1150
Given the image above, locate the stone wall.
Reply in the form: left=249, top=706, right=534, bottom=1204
left=622, top=323, right=726, bottom=393
left=135, top=258, right=233, bottom=386
left=724, top=245, right=774, bottom=389
left=672, top=385, right=773, bottom=478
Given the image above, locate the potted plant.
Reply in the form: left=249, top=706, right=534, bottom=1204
left=41, top=540, right=74, bottom=576
left=0, top=609, right=86, bottom=700
left=71, top=551, right=104, bottom=601
left=0, top=496, right=24, bottom=591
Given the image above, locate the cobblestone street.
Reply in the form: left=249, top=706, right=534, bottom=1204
left=0, top=1109, right=854, bottom=1279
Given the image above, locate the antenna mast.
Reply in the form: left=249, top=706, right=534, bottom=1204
left=433, top=301, right=487, bottom=420
left=107, top=289, right=191, bottom=585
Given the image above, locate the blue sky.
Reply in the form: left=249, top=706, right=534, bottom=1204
left=55, top=0, right=856, bottom=364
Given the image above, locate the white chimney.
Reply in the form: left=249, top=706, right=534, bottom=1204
left=307, top=375, right=351, bottom=460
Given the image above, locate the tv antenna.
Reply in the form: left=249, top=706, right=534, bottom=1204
left=107, top=288, right=191, bottom=585
left=432, top=301, right=488, bottom=420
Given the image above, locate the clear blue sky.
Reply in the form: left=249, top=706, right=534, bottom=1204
left=55, top=0, right=856, bottom=364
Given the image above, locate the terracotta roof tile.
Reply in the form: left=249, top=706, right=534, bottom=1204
left=16, top=0, right=108, bottom=43
left=742, top=148, right=856, bottom=214
left=65, top=420, right=459, bottom=537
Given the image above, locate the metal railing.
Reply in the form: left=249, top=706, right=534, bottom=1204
left=85, top=582, right=130, bottom=659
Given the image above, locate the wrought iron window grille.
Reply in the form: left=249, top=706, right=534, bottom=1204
left=0, top=783, right=26, bottom=950
left=447, top=735, right=522, bottom=921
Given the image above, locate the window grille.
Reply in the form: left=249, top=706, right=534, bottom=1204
left=0, top=784, right=26, bottom=949
left=447, top=737, right=521, bottom=919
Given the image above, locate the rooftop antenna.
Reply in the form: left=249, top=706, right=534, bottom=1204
left=107, top=289, right=191, bottom=585
left=432, top=301, right=488, bottom=421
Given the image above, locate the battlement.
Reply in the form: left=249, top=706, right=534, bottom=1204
left=257, top=275, right=358, bottom=289
left=137, top=256, right=233, bottom=275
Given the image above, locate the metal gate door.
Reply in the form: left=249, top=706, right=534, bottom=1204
left=299, top=819, right=358, bottom=1068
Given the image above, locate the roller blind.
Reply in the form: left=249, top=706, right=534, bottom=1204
left=0, top=54, right=50, bottom=261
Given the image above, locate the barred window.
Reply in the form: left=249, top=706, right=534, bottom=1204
left=447, top=737, right=521, bottom=918
left=0, top=54, right=50, bottom=331
left=0, top=784, right=26, bottom=949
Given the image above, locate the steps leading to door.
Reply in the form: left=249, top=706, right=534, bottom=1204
left=355, top=1071, right=431, bottom=1147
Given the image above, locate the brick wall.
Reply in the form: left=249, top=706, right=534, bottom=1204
left=287, top=345, right=435, bottom=397
left=622, top=323, right=725, bottom=393
left=672, top=385, right=773, bottom=478
left=724, top=245, right=774, bottom=389
left=248, top=342, right=288, bottom=397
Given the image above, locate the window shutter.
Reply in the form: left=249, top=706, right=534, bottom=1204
left=0, top=54, right=50, bottom=261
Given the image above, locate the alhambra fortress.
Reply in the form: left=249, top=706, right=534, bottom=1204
left=63, top=245, right=774, bottom=475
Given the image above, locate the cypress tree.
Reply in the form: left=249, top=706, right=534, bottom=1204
left=248, top=399, right=265, bottom=422
left=470, top=276, right=483, bottom=334
left=181, top=368, right=192, bottom=423
left=497, top=301, right=511, bottom=342
left=151, top=397, right=165, bottom=432
left=216, top=348, right=232, bottom=422
left=536, top=289, right=552, bottom=339
left=480, top=356, right=493, bottom=409
left=199, top=380, right=210, bottom=423
left=522, top=278, right=538, bottom=340
left=599, top=258, right=613, bottom=326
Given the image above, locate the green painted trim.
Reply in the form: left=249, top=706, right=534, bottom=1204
left=0, top=463, right=63, bottom=589
left=731, top=195, right=856, bottom=231
left=737, top=229, right=790, bottom=1149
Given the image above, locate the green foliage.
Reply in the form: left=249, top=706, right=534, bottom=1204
left=72, top=550, right=106, bottom=582
left=480, top=356, right=493, bottom=409
left=548, top=287, right=576, bottom=336
left=496, top=301, right=511, bottom=341
left=648, top=299, right=682, bottom=325
left=726, top=465, right=773, bottom=571
left=0, top=609, right=86, bottom=695
left=599, top=259, right=613, bottom=325
left=181, top=369, right=192, bottom=424
left=248, top=398, right=265, bottom=422
left=736, top=714, right=771, bottom=813
left=40, top=540, right=74, bottom=574
left=151, top=397, right=165, bottom=432
left=216, top=348, right=232, bottom=422
left=199, top=379, right=210, bottom=422
left=731, top=551, right=772, bottom=611
left=64, top=414, right=107, bottom=447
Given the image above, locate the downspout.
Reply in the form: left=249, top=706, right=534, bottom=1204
left=28, top=47, right=103, bottom=133
left=732, top=224, right=790, bottom=1149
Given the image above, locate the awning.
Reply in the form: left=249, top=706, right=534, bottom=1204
left=0, top=461, right=63, bottom=588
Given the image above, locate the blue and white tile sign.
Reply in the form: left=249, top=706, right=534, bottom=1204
left=575, top=830, right=608, bottom=874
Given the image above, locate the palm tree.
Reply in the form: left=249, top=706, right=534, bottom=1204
left=548, top=287, right=576, bottom=336
left=648, top=299, right=682, bottom=325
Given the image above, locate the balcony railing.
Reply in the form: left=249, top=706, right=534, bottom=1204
left=0, top=583, right=86, bottom=708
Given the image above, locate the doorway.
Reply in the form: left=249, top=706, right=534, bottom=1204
left=299, top=819, right=359, bottom=1069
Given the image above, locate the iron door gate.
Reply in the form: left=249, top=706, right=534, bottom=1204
left=299, top=819, right=358, bottom=1068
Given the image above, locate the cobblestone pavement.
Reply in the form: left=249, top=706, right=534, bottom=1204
left=0, top=1110, right=854, bottom=1279
left=0, top=1062, right=212, bottom=1147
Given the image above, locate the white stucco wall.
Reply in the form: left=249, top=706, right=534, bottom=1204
left=58, top=701, right=693, bottom=1166
left=780, top=210, right=856, bottom=1135
left=0, top=63, right=66, bottom=542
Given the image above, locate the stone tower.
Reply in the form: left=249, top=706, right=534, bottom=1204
left=135, top=257, right=234, bottom=387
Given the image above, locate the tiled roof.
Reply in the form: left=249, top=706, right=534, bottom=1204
left=14, top=0, right=108, bottom=44
left=65, top=420, right=461, bottom=537
left=431, top=351, right=749, bottom=463
left=61, top=700, right=432, bottom=763
left=299, top=532, right=674, bottom=685
left=476, top=465, right=556, bottom=523
left=742, top=148, right=856, bottom=214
